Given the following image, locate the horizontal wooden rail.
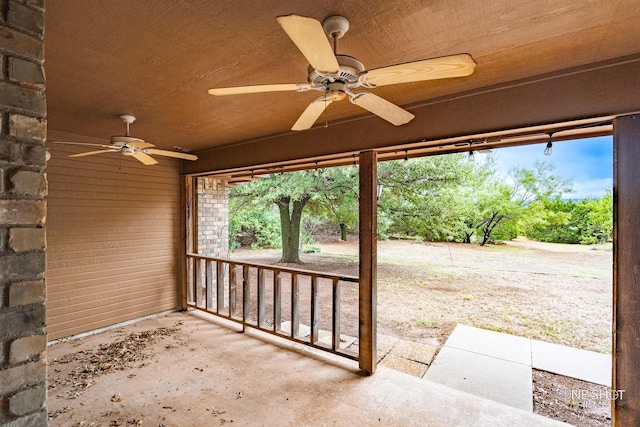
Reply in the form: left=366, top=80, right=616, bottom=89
left=186, top=253, right=359, bottom=362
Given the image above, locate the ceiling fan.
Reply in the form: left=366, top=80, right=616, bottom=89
left=208, top=14, right=476, bottom=131
left=52, top=115, right=198, bottom=165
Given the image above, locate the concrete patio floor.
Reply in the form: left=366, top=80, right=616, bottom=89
left=47, top=311, right=568, bottom=426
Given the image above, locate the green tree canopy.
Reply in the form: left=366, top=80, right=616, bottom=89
left=229, top=152, right=609, bottom=261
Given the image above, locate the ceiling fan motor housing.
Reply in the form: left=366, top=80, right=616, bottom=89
left=110, top=135, right=145, bottom=146
left=308, top=54, right=365, bottom=88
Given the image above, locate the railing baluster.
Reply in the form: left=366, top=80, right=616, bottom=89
left=332, top=278, right=341, bottom=351
left=229, top=262, right=237, bottom=317
left=310, top=276, right=319, bottom=345
left=242, top=265, right=250, bottom=332
left=205, top=260, right=213, bottom=311
left=291, top=272, right=299, bottom=338
left=217, top=261, right=225, bottom=313
left=273, top=269, right=281, bottom=332
left=188, top=256, right=195, bottom=305
left=195, top=259, right=203, bottom=308
left=257, top=268, right=265, bottom=327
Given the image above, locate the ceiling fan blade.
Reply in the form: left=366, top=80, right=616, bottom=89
left=147, top=149, right=198, bottom=161
left=362, top=53, right=476, bottom=87
left=52, top=141, right=113, bottom=149
left=276, top=14, right=340, bottom=74
left=291, top=97, right=333, bottom=131
left=208, top=83, right=305, bottom=96
left=351, top=92, right=415, bottom=126
left=131, top=153, right=159, bottom=165
left=69, top=149, right=119, bottom=158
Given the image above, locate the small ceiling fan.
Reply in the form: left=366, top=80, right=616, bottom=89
left=208, top=14, right=476, bottom=131
left=52, top=115, right=198, bottom=165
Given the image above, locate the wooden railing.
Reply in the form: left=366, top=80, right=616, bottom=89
left=185, top=254, right=359, bottom=361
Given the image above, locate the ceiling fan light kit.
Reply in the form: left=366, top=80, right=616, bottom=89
left=51, top=114, right=198, bottom=165
left=208, top=14, right=476, bottom=131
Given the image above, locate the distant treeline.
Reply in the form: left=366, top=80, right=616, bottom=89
left=229, top=154, right=612, bottom=258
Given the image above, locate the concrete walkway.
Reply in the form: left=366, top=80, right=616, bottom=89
left=423, top=324, right=612, bottom=411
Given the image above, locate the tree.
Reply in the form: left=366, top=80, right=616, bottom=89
left=457, top=160, right=572, bottom=245
left=306, top=166, right=359, bottom=241
left=585, top=190, right=613, bottom=244
left=230, top=167, right=359, bottom=264
left=521, top=190, right=612, bottom=244
left=377, top=154, right=477, bottom=241
left=467, top=179, right=519, bottom=245
left=509, top=161, right=572, bottom=206
left=230, top=172, right=314, bottom=263
left=451, top=154, right=503, bottom=244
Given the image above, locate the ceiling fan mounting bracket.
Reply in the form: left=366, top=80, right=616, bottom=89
left=322, top=15, right=349, bottom=39
left=119, top=114, right=136, bottom=124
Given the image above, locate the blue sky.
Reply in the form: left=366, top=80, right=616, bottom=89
left=488, top=136, right=613, bottom=200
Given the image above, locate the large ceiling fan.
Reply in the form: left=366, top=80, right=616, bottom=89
left=52, top=115, right=198, bottom=165
left=208, top=14, right=476, bottom=131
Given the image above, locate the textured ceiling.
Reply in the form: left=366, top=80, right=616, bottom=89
left=45, top=0, right=640, bottom=153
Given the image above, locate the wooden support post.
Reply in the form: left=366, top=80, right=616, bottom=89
left=182, top=176, right=194, bottom=310
left=359, top=150, right=378, bottom=374
left=613, top=114, right=640, bottom=426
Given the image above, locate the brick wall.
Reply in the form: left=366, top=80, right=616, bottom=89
left=0, top=1, right=48, bottom=426
left=196, top=177, right=229, bottom=257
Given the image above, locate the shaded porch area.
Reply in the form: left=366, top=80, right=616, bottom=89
left=47, top=311, right=565, bottom=426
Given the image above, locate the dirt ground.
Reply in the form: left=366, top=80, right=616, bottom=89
left=228, top=237, right=613, bottom=426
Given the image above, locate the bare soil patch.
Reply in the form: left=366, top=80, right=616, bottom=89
left=230, top=237, right=613, bottom=425
left=533, top=370, right=612, bottom=426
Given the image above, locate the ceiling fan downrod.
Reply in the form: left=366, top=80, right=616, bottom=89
left=119, top=114, right=136, bottom=137
left=322, top=15, right=349, bottom=54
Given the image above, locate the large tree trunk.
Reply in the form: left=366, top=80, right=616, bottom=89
left=276, top=196, right=309, bottom=264
left=339, top=223, right=347, bottom=241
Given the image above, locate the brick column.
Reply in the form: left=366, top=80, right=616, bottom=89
left=0, top=1, right=48, bottom=426
left=196, top=177, right=229, bottom=257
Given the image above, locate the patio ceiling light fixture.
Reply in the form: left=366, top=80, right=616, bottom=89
left=377, top=180, right=384, bottom=199
left=544, top=132, right=554, bottom=156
